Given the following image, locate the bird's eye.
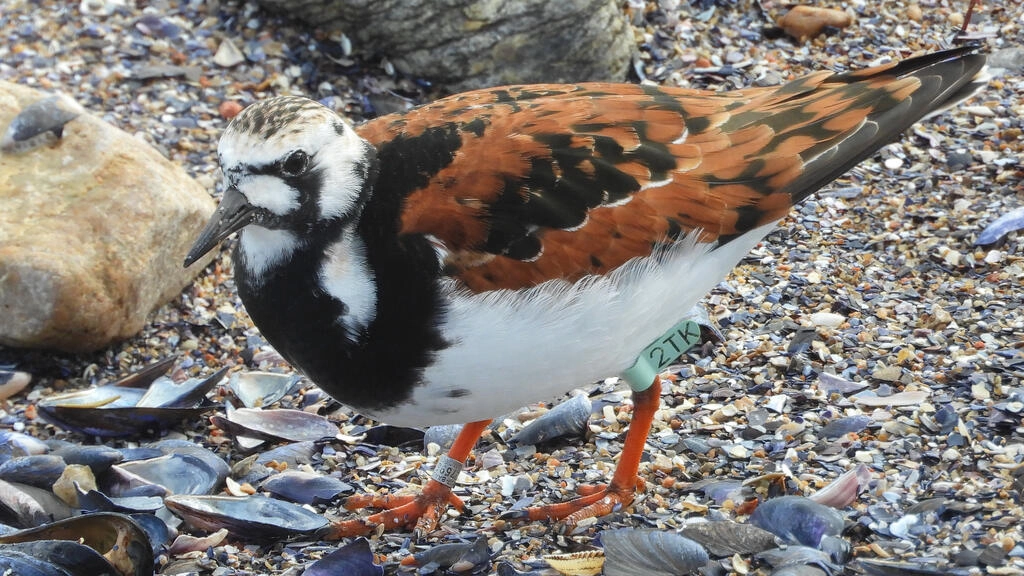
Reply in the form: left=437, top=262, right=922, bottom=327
left=281, top=150, right=309, bottom=176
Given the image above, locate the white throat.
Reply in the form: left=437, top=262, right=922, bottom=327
left=318, top=234, right=378, bottom=339
left=238, top=226, right=300, bottom=281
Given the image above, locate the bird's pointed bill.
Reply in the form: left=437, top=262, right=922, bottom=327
left=184, top=186, right=256, bottom=267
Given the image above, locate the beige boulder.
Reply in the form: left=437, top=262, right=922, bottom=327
left=0, top=81, right=215, bottom=352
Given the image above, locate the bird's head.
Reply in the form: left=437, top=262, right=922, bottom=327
left=184, top=96, right=375, bottom=268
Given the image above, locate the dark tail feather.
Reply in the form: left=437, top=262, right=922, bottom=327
left=787, top=44, right=987, bottom=205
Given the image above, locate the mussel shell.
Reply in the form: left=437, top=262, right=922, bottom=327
left=213, top=407, right=339, bottom=443
left=36, top=360, right=223, bottom=438
left=0, top=480, right=72, bottom=528
left=0, top=540, right=119, bottom=576
left=164, top=494, right=329, bottom=540
left=750, top=496, right=845, bottom=549
left=976, top=205, right=1024, bottom=245
left=227, top=371, right=301, bottom=408
left=0, top=456, right=66, bottom=489
left=408, top=536, right=489, bottom=571
left=0, top=512, right=153, bottom=576
left=260, top=470, right=353, bottom=505
left=756, top=546, right=840, bottom=575
left=38, top=405, right=218, bottom=438
left=304, top=537, right=383, bottom=576
left=820, top=415, right=872, bottom=439
left=601, top=528, right=709, bottom=576
left=511, top=394, right=591, bottom=446
left=46, top=443, right=123, bottom=475
left=679, top=521, right=777, bottom=557
left=111, top=453, right=227, bottom=496
left=136, top=367, right=226, bottom=408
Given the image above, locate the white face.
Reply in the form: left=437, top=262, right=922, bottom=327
left=218, top=96, right=373, bottom=227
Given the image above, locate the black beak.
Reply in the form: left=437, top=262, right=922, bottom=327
left=184, top=186, right=256, bottom=267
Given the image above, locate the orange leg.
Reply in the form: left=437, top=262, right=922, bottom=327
left=326, top=419, right=492, bottom=538
left=504, top=378, right=661, bottom=531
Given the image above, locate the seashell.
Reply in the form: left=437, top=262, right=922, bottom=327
left=110, top=452, right=227, bottom=496
left=0, top=431, right=48, bottom=464
left=512, top=394, right=591, bottom=446
left=816, top=373, right=868, bottom=395
left=757, top=546, right=840, bottom=575
left=852, top=390, right=929, bottom=408
left=0, top=94, right=83, bottom=154
left=227, top=371, right=301, bottom=408
left=46, top=443, right=123, bottom=475
left=820, top=415, right=872, bottom=439
left=164, top=494, right=329, bottom=540
left=167, top=528, right=228, bottom=555
left=0, top=480, right=72, bottom=528
left=211, top=406, right=339, bottom=443
left=76, top=488, right=164, bottom=515
left=0, top=455, right=66, bottom=489
left=0, top=540, right=122, bottom=576
left=679, top=520, right=777, bottom=557
left=256, top=441, right=319, bottom=467
left=809, top=464, right=872, bottom=509
left=0, top=512, right=152, bottom=576
left=37, top=360, right=224, bottom=438
left=0, top=371, right=30, bottom=402
left=423, top=424, right=463, bottom=452
left=403, top=535, right=489, bottom=571
left=304, top=537, right=383, bottom=576
left=544, top=550, right=605, bottom=576
left=750, top=496, right=845, bottom=549
left=601, top=528, right=709, bottom=576
left=976, top=205, right=1024, bottom=245
left=260, top=470, right=353, bottom=505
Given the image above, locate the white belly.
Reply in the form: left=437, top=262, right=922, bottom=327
left=369, top=224, right=777, bottom=426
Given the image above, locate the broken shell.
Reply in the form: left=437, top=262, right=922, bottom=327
left=304, top=537, right=383, bottom=576
left=750, top=496, right=845, bottom=549
left=544, top=550, right=604, bottom=576
left=976, top=205, right=1024, bottom=245
left=0, top=93, right=84, bottom=154
left=227, top=371, right=301, bottom=408
left=164, top=494, right=329, bottom=540
left=601, top=528, right=709, bottom=576
left=820, top=415, right=872, bottom=439
left=809, top=464, right=872, bottom=509
left=512, top=394, right=591, bottom=446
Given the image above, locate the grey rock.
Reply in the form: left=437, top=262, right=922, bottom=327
left=254, top=0, right=635, bottom=90
left=0, top=81, right=215, bottom=352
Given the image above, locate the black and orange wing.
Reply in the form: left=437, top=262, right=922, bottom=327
left=356, top=45, right=985, bottom=292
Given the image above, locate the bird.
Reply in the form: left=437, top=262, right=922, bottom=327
left=184, top=45, right=986, bottom=538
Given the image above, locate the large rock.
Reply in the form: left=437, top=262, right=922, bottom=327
left=0, top=81, right=215, bottom=353
left=255, top=0, right=635, bottom=91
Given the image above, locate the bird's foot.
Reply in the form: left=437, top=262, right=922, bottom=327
left=324, top=479, right=464, bottom=539
left=502, top=476, right=645, bottom=532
